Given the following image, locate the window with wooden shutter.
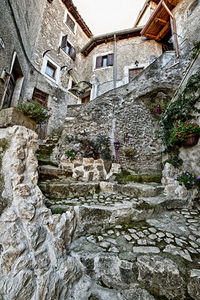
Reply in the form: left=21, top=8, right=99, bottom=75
left=61, top=35, right=68, bottom=49
left=70, top=46, right=76, bottom=60
left=96, top=56, right=103, bottom=68
left=61, top=36, right=76, bottom=61
left=66, top=14, right=75, bottom=32
left=107, top=53, right=114, bottom=66
left=95, top=53, right=114, bottom=69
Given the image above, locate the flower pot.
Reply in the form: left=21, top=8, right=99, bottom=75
left=182, top=134, right=199, bottom=147
left=0, top=107, right=36, bottom=131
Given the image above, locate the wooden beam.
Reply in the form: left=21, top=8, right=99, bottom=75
left=145, top=33, right=157, bottom=39
left=155, top=17, right=168, bottom=25
left=155, top=23, right=170, bottom=40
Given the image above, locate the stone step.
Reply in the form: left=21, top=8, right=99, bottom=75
left=39, top=165, right=72, bottom=180
left=40, top=180, right=164, bottom=200
left=68, top=205, right=200, bottom=261
left=113, top=182, right=164, bottom=198
left=39, top=180, right=100, bottom=199
left=44, top=191, right=173, bottom=234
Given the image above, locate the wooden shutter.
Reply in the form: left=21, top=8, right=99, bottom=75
left=70, top=46, right=76, bottom=60
left=107, top=53, right=114, bottom=66
left=96, top=56, right=103, bottom=68
left=61, top=35, right=67, bottom=48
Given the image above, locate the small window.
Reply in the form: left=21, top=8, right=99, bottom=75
left=95, top=53, right=114, bottom=69
left=187, top=0, right=200, bottom=16
left=66, top=14, right=75, bottom=32
left=61, top=35, right=76, bottom=60
left=32, top=88, right=48, bottom=107
left=45, top=61, right=56, bottom=78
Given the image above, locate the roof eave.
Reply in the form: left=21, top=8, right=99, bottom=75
left=81, top=27, right=144, bottom=56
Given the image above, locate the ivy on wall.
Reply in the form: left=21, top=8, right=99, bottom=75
left=160, top=68, right=200, bottom=152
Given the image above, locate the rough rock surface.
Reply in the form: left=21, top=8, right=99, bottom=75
left=0, top=126, right=81, bottom=300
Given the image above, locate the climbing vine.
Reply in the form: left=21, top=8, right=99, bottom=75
left=159, top=68, right=200, bottom=152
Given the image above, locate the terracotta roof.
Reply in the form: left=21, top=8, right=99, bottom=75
left=141, top=0, right=181, bottom=41
left=62, top=0, right=93, bottom=38
left=81, top=27, right=143, bottom=57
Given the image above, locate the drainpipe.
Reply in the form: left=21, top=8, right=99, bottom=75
left=162, top=1, right=179, bottom=58
left=113, top=34, right=117, bottom=89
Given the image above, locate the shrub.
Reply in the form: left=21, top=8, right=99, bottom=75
left=17, top=99, right=51, bottom=124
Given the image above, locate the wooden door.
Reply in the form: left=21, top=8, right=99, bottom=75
left=129, top=68, right=144, bottom=82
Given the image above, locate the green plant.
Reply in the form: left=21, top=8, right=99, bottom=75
left=168, top=121, right=200, bottom=146
left=191, top=41, right=200, bottom=59
left=175, top=171, right=200, bottom=190
left=123, top=147, right=135, bottom=158
left=65, top=149, right=78, bottom=160
left=149, top=99, right=169, bottom=120
left=160, top=69, right=200, bottom=151
left=17, top=99, right=51, bottom=124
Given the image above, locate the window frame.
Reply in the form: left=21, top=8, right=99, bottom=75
left=60, top=35, right=76, bottom=61
left=64, top=11, right=77, bottom=34
left=41, top=56, right=60, bottom=84
left=66, top=14, right=76, bottom=33
left=45, top=61, right=56, bottom=79
left=94, top=52, right=114, bottom=70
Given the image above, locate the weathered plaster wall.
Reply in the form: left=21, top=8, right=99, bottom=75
left=33, top=0, right=90, bottom=87
left=0, top=0, right=46, bottom=106
left=82, top=38, right=162, bottom=98
left=173, top=0, right=200, bottom=56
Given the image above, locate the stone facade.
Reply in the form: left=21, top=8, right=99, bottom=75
left=82, top=37, right=162, bottom=99
left=0, top=0, right=46, bottom=107
left=174, top=0, right=200, bottom=56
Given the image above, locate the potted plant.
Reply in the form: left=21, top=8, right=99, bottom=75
left=123, top=147, right=135, bottom=158
left=169, top=121, right=200, bottom=147
left=17, top=99, right=51, bottom=124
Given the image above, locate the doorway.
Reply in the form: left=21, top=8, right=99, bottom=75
left=2, top=55, right=24, bottom=108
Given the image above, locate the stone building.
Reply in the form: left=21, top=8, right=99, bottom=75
left=0, top=0, right=199, bottom=136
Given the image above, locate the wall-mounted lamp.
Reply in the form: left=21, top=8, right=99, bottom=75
left=135, top=60, right=139, bottom=67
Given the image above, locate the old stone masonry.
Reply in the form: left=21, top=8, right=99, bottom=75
left=0, top=50, right=200, bottom=300
left=0, top=0, right=200, bottom=299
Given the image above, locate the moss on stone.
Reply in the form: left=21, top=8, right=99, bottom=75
left=115, top=172, right=161, bottom=184
left=51, top=208, right=65, bottom=214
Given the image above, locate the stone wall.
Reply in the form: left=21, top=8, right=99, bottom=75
left=173, top=0, right=200, bottom=56
left=32, top=0, right=90, bottom=88
left=162, top=54, right=200, bottom=199
left=82, top=38, right=162, bottom=99
left=57, top=49, right=189, bottom=175
left=0, top=0, right=46, bottom=106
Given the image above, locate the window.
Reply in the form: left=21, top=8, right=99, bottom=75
left=45, top=61, right=56, bottom=78
left=61, top=35, right=76, bottom=60
left=95, top=53, right=114, bottom=69
left=66, top=14, right=75, bottom=32
left=32, top=88, right=48, bottom=107
left=187, top=0, right=200, bottom=16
